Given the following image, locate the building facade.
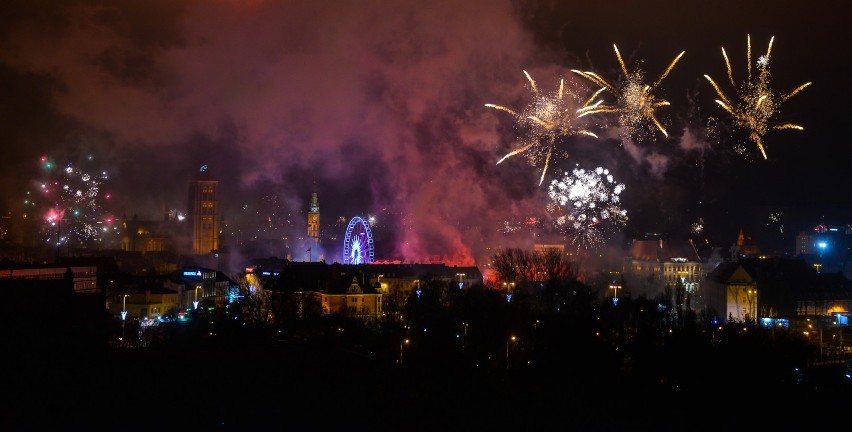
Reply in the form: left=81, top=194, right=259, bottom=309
left=1, top=264, right=99, bottom=294
left=307, top=192, right=320, bottom=244
left=321, top=276, right=382, bottom=320
left=188, top=167, right=218, bottom=256
left=164, top=266, right=236, bottom=310
left=622, top=238, right=703, bottom=302
left=706, top=257, right=852, bottom=327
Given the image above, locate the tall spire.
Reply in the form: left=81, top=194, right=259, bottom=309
left=310, top=192, right=319, bottom=213
left=308, top=187, right=320, bottom=243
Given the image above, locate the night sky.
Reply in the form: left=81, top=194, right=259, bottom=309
left=1, top=0, right=848, bottom=263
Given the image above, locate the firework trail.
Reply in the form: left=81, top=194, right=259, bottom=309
left=28, top=155, right=115, bottom=247
left=547, top=165, right=627, bottom=251
left=572, top=45, right=685, bottom=142
left=486, top=70, right=599, bottom=186
left=704, top=35, right=811, bottom=159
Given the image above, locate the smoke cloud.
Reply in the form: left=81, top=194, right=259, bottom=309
left=1, top=0, right=843, bottom=266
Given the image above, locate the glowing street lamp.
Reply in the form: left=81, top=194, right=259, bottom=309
left=193, top=285, right=201, bottom=309
left=456, top=273, right=466, bottom=289
left=506, top=335, right=517, bottom=369
left=120, top=294, right=129, bottom=321
left=609, top=282, right=621, bottom=306
left=503, top=282, right=515, bottom=302
left=119, top=293, right=130, bottom=341
left=400, top=338, right=410, bottom=364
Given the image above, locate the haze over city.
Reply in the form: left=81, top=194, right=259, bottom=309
left=3, top=3, right=852, bottom=430
left=1, top=0, right=848, bottom=263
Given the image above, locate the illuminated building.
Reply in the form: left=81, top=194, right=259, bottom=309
left=307, top=192, right=320, bottom=244
left=245, top=258, right=482, bottom=322
left=321, top=276, right=383, bottom=321
left=187, top=166, right=219, bottom=256
left=164, top=266, right=237, bottom=309
left=795, top=224, right=852, bottom=278
left=534, top=243, right=565, bottom=255
left=111, top=287, right=179, bottom=321
left=622, top=237, right=703, bottom=306
left=707, top=262, right=759, bottom=322
left=707, top=258, right=852, bottom=331
left=120, top=208, right=181, bottom=253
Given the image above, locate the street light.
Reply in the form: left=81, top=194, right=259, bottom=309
left=609, top=282, right=621, bottom=306
left=400, top=338, right=410, bottom=364
left=193, top=285, right=202, bottom=309
left=120, top=294, right=130, bottom=341
left=506, top=335, right=517, bottom=369
left=456, top=273, right=466, bottom=289
left=120, top=294, right=129, bottom=321
left=503, top=282, right=515, bottom=302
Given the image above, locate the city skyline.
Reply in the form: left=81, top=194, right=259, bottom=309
left=1, top=1, right=847, bottom=263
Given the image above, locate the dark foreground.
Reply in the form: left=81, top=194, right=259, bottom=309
left=8, top=339, right=850, bottom=431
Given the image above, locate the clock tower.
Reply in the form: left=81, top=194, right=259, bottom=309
left=307, top=192, right=320, bottom=244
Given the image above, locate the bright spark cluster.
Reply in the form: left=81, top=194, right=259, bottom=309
left=572, top=45, right=685, bottom=142
left=27, top=156, right=115, bottom=247
left=547, top=166, right=627, bottom=250
left=704, top=35, right=811, bottom=159
left=690, top=218, right=704, bottom=236
left=486, top=71, right=599, bottom=186
left=767, top=211, right=784, bottom=233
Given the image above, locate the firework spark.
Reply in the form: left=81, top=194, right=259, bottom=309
left=572, top=45, right=685, bottom=142
left=547, top=165, right=627, bottom=250
left=486, top=71, right=599, bottom=186
left=690, top=218, right=705, bottom=236
left=704, top=35, right=811, bottom=159
left=30, top=155, right=115, bottom=247
left=767, top=211, right=784, bottom=234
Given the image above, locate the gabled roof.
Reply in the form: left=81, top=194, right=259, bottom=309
left=628, top=239, right=701, bottom=262
left=738, top=258, right=820, bottom=286
left=705, top=257, right=852, bottom=301
left=706, top=261, right=743, bottom=283
left=708, top=258, right=820, bottom=284
left=323, top=273, right=379, bottom=295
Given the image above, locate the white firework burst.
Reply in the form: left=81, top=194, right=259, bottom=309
left=547, top=165, right=627, bottom=250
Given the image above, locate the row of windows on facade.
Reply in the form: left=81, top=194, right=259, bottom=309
left=664, top=275, right=700, bottom=282
left=200, top=187, right=216, bottom=202
left=636, top=265, right=700, bottom=273
left=323, top=297, right=382, bottom=303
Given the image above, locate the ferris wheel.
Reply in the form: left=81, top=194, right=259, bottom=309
left=343, top=216, right=374, bottom=264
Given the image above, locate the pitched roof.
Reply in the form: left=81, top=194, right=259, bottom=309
left=706, top=257, right=852, bottom=301
left=706, top=261, right=741, bottom=283
left=323, top=273, right=379, bottom=295
left=628, top=239, right=701, bottom=262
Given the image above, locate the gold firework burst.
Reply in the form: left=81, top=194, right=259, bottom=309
left=704, top=35, right=811, bottom=159
left=486, top=70, right=599, bottom=186
left=572, top=45, right=685, bottom=141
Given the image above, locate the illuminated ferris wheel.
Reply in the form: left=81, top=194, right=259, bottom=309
left=343, top=216, right=374, bottom=264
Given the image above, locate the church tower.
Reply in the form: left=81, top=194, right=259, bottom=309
left=307, top=192, right=320, bottom=244
left=188, top=165, right=219, bottom=255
